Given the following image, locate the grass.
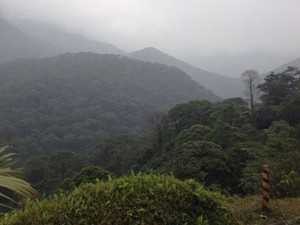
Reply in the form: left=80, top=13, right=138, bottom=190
left=229, top=196, right=300, bottom=225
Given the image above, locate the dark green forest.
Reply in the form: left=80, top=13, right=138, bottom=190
left=0, top=53, right=218, bottom=158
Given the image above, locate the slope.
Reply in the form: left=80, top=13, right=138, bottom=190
left=129, top=47, right=244, bottom=98
left=16, top=20, right=124, bottom=55
left=0, top=52, right=218, bottom=156
left=0, top=17, right=55, bottom=63
left=273, top=57, right=300, bottom=72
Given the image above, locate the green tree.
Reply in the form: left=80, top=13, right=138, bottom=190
left=24, top=157, right=54, bottom=194
left=48, top=150, right=84, bottom=181
left=258, top=67, right=300, bottom=106
left=88, top=136, right=145, bottom=175
left=265, top=120, right=297, bottom=153
left=255, top=105, right=279, bottom=129
left=210, top=98, right=250, bottom=128
left=71, top=166, right=111, bottom=187
left=168, top=100, right=212, bottom=133
left=172, top=141, right=233, bottom=189
left=279, top=91, right=300, bottom=126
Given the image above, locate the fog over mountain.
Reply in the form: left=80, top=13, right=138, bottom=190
left=0, top=17, right=55, bottom=63
left=0, top=17, right=124, bottom=64
left=273, top=57, right=300, bottom=73
left=190, top=51, right=293, bottom=77
left=129, top=47, right=244, bottom=98
left=16, top=20, right=124, bottom=55
left=1, top=0, right=300, bottom=77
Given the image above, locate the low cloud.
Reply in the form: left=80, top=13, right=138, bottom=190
left=1, top=0, right=300, bottom=70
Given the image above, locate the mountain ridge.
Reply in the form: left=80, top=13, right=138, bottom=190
left=129, top=47, right=244, bottom=98
left=0, top=17, right=56, bottom=63
left=15, top=20, right=124, bottom=55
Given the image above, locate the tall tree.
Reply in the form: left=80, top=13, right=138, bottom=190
left=241, top=70, right=260, bottom=122
left=258, top=67, right=300, bottom=106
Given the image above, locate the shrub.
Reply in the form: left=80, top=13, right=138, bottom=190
left=0, top=174, right=238, bottom=225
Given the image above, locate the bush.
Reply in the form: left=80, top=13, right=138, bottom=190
left=0, top=174, right=238, bottom=225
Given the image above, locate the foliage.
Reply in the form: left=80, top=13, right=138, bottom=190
left=279, top=90, right=300, bottom=125
left=23, top=150, right=86, bottom=194
left=0, top=147, right=38, bottom=210
left=23, top=157, right=54, bottom=194
left=269, top=150, right=300, bottom=197
left=168, top=100, right=213, bottom=133
left=71, top=166, right=111, bottom=187
left=277, top=170, right=300, bottom=197
left=264, top=120, right=297, bottom=153
left=2, top=65, right=300, bottom=199
left=258, top=67, right=300, bottom=106
left=254, top=105, right=279, bottom=129
left=0, top=174, right=238, bottom=225
left=88, top=135, right=147, bottom=176
left=0, top=52, right=216, bottom=158
left=210, top=98, right=250, bottom=128
left=172, top=140, right=233, bottom=189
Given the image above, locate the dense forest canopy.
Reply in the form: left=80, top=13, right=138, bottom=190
left=7, top=67, right=297, bottom=197
left=0, top=52, right=218, bottom=158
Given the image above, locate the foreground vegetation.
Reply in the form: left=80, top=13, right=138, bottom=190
left=0, top=174, right=238, bottom=225
left=0, top=147, right=38, bottom=210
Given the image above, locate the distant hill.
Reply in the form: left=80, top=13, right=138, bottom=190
left=273, top=57, right=300, bottom=72
left=16, top=20, right=124, bottom=55
left=0, top=17, right=55, bottom=63
left=129, top=47, right=244, bottom=98
left=0, top=52, right=218, bottom=156
left=191, top=50, right=290, bottom=77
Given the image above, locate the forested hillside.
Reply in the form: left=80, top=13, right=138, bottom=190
left=80, top=67, right=300, bottom=197
left=11, top=66, right=298, bottom=198
left=129, top=47, right=244, bottom=98
left=0, top=52, right=218, bottom=158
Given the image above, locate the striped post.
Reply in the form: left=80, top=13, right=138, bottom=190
left=262, top=165, right=270, bottom=213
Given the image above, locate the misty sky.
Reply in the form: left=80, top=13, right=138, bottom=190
left=1, top=0, right=300, bottom=76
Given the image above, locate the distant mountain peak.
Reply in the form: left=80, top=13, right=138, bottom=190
left=131, top=47, right=173, bottom=57
left=137, top=47, right=165, bottom=53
